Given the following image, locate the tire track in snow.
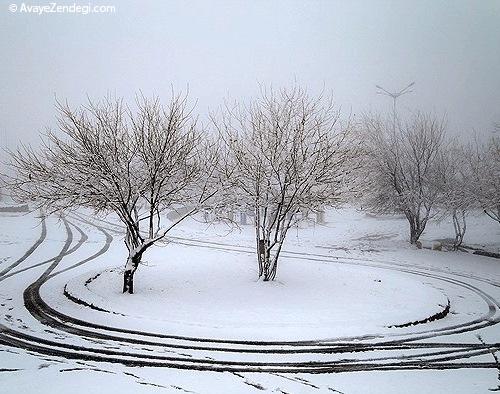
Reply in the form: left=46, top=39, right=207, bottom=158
left=0, top=220, right=87, bottom=282
left=52, top=220, right=500, bottom=347
left=34, top=216, right=500, bottom=359
left=1, top=213, right=500, bottom=373
left=0, top=214, right=47, bottom=279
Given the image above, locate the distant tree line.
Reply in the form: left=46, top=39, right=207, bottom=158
left=359, top=112, right=499, bottom=250
left=2, top=85, right=498, bottom=293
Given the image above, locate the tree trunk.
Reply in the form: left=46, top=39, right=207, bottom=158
left=262, top=249, right=271, bottom=281
left=409, top=221, right=418, bottom=244
left=265, top=241, right=284, bottom=281
left=265, top=257, right=277, bottom=281
left=410, top=231, right=418, bottom=245
left=123, top=269, right=135, bottom=294
left=408, top=216, right=423, bottom=245
left=452, top=209, right=467, bottom=250
left=257, top=238, right=264, bottom=277
left=261, top=238, right=272, bottom=281
left=122, top=251, right=143, bottom=294
left=255, top=206, right=263, bottom=278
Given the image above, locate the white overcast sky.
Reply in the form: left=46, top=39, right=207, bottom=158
left=1, top=0, right=499, bottom=153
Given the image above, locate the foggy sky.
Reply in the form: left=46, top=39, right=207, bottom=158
left=1, top=0, right=499, bottom=154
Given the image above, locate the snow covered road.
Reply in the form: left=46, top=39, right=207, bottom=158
left=1, top=210, right=500, bottom=392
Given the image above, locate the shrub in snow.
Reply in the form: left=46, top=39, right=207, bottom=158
left=431, top=241, right=442, bottom=251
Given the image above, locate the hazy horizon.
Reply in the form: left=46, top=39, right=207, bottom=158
left=1, top=0, right=499, bottom=154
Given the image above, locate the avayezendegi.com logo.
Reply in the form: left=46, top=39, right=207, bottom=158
left=8, top=2, right=116, bottom=15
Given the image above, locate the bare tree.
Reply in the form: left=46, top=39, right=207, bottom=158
left=4, top=93, right=224, bottom=293
left=466, top=135, right=500, bottom=225
left=436, top=143, right=475, bottom=250
left=213, top=86, right=358, bottom=281
left=361, top=112, right=447, bottom=244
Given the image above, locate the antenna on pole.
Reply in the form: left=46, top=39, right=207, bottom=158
left=376, top=82, right=415, bottom=131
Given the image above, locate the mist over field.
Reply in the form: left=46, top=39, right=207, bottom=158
left=1, top=0, right=500, bottom=156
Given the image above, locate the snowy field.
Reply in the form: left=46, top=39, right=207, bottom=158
left=1, top=207, right=500, bottom=393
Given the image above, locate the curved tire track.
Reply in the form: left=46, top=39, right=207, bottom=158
left=1, top=213, right=500, bottom=373
left=0, top=214, right=47, bottom=279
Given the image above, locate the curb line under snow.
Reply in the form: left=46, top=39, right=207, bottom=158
left=63, top=284, right=126, bottom=316
left=388, top=299, right=451, bottom=329
left=67, top=268, right=452, bottom=332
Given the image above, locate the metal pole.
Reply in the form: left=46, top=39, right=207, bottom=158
left=375, top=82, right=415, bottom=132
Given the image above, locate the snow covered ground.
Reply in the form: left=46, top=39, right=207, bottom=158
left=1, top=207, right=500, bottom=393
